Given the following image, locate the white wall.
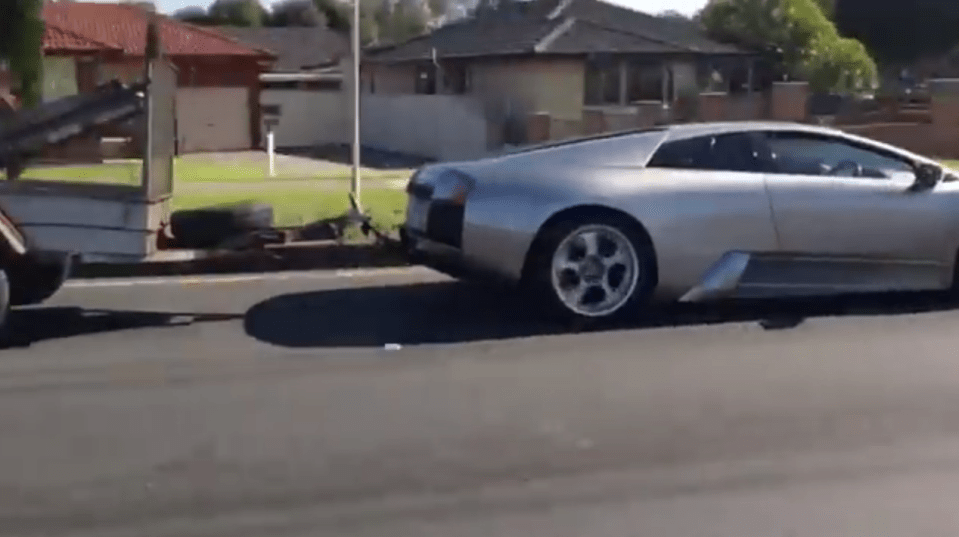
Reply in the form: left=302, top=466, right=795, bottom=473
left=260, top=89, right=348, bottom=148
left=41, top=57, right=78, bottom=101
left=360, top=94, right=490, bottom=162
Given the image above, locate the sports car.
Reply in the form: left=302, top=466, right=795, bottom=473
left=400, top=121, right=959, bottom=322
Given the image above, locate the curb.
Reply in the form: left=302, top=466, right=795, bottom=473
left=69, top=240, right=410, bottom=279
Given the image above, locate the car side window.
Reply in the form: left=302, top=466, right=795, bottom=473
left=764, top=131, right=914, bottom=179
left=647, top=133, right=761, bottom=173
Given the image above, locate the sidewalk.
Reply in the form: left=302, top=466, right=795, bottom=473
left=71, top=239, right=409, bottom=279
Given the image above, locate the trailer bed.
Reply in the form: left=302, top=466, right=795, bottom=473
left=0, top=179, right=169, bottom=263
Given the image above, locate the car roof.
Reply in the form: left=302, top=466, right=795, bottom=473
left=662, top=121, right=836, bottom=140
left=656, top=120, right=934, bottom=165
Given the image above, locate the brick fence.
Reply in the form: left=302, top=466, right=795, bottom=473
left=525, top=80, right=959, bottom=160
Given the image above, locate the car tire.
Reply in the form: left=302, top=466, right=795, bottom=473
left=170, top=203, right=274, bottom=249
left=0, top=267, right=11, bottom=344
left=528, top=214, right=656, bottom=327
left=948, top=249, right=959, bottom=303
left=8, top=256, right=71, bottom=307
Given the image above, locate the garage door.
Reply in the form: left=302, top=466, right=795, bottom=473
left=176, top=87, right=251, bottom=152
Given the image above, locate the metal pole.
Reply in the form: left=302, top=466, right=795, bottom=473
left=267, top=125, right=275, bottom=177
left=351, top=0, right=362, bottom=207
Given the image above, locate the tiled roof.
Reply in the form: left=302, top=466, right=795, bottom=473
left=42, top=2, right=274, bottom=58
left=561, top=0, right=742, bottom=54
left=218, top=27, right=348, bottom=71
left=366, top=0, right=747, bottom=62
left=367, top=17, right=559, bottom=62
left=43, top=24, right=122, bottom=53
left=545, top=19, right=693, bottom=54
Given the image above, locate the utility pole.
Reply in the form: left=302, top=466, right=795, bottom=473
left=142, top=13, right=159, bottom=193
left=350, top=0, right=362, bottom=208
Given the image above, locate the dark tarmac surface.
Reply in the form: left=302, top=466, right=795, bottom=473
left=3, top=267, right=959, bottom=536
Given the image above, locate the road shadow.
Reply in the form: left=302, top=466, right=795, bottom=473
left=244, top=280, right=959, bottom=348
left=1, top=307, right=241, bottom=349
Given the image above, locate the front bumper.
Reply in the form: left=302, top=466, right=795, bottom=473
left=400, top=225, right=473, bottom=279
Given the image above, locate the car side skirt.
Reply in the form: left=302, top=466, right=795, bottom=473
left=680, top=251, right=950, bottom=302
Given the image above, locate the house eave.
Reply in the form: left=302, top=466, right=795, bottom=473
left=364, top=48, right=760, bottom=64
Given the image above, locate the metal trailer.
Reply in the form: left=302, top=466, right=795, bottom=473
left=0, top=57, right=299, bottom=333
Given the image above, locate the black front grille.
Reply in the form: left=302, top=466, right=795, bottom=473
left=406, top=181, right=433, bottom=199
left=426, top=201, right=465, bottom=248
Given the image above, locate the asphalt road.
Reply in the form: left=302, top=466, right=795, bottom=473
left=5, top=267, right=959, bottom=536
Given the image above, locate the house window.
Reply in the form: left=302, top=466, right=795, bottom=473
left=584, top=56, right=622, bottom=105
left=415, top=64, right=437, bottom=94
left=626, top=62, right=666, bottom=103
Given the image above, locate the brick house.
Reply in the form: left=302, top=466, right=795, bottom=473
left=41, top=1, right=276, bottom=152
left=363, top=0, right=761, bottom=141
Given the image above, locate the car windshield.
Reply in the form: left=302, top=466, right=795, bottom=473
left=767, top=133, right=915, bottom=178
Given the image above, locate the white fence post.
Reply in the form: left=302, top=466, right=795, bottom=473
left=266, top=125, right=275, bottom=177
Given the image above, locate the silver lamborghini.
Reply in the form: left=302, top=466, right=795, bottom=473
left=400, top=121, right=959, bottom=322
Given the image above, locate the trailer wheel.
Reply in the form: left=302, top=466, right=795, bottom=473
left=170, top=203, right=275, bottom=249
left=8, top=256, right=72, bottom=307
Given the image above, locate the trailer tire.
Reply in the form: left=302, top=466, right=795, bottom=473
left=170, top=203, right=275, bottom=249
left=8, top=256, right=72, bottom=307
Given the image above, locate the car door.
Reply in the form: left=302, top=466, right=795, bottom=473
left=760, top=129, right=950, bottom=292
left=642, top=131, right=780, bottom=295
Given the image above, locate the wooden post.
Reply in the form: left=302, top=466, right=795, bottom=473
left=141, top=15, right=159, bottom=192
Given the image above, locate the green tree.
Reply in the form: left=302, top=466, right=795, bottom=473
left=0, top=0, right=44, bottom=108
left=311, top=0, right=352, bottom=31
left=426, top=0, right=450, bottom=19
left=700, top=0, right=876, bottom=92
left=371, top=0, right=393, bottom=41
left=812, top=0, right=833, bottom=19
left=658, top=9, right=690, bottom=20
left=835, top=0, right=959, bottom=64
left=172, top=6, right=217, bottom=24
left=389, top=0, right=429, bottom=41
left=268, top=0, right=326, bottom=26
left=208, top=0, right=269, bottom=26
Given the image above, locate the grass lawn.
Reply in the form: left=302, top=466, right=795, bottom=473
left=173, top=188, right=408, bottom=231
left=1, top=158, right=413, bottom=184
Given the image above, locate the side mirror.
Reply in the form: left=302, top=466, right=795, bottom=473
left=911, top=163, right=942, bottom=191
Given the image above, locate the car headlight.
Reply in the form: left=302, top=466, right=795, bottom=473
left=433, top=170, right=475, bottom=205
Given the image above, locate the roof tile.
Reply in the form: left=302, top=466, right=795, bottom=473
left=42, top=2, right=273, bottom=58
left=219, top=27, right=348, bottom=71
left=546, top=19, right=692, bottom=55
left=43, top=24, right=122, bottom=53
left=366, top=17, right=558, bottom=62
left=366, top=0, right=746, bottom=62
left=561, top=0, right=743, bottom=54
